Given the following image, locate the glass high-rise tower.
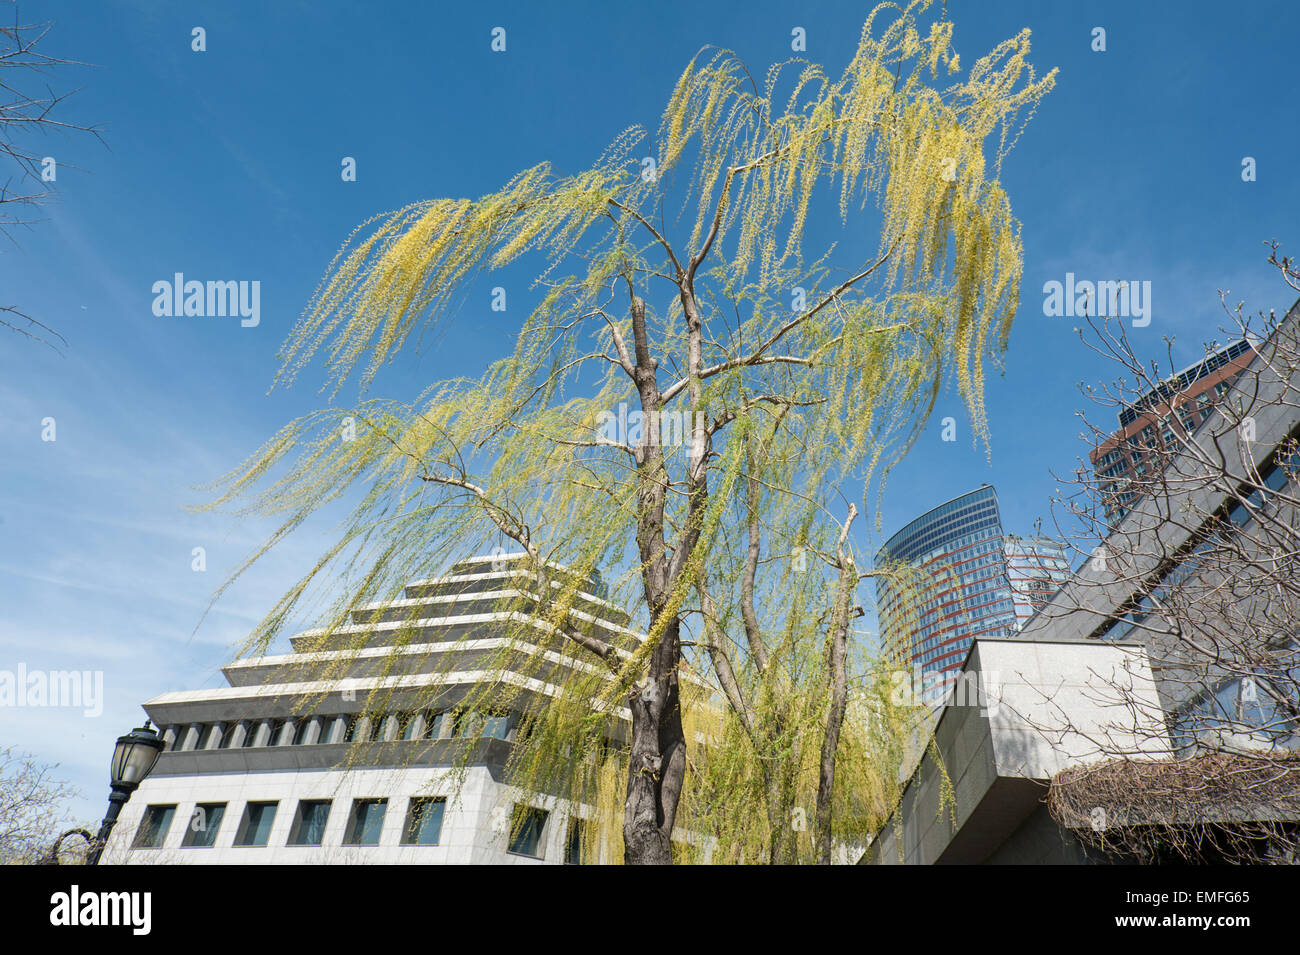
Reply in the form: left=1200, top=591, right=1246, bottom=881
left=874, top=485, right=1069, bottom=696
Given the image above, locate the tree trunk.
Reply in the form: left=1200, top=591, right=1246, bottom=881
left=815, top=506, right=857, bottom=864
left=766, top=769, right=799, bottom=865
left=623, top=621, right=686, bottom=864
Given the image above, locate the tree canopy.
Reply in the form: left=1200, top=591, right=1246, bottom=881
left=205, top=0, right=1054, bottom=863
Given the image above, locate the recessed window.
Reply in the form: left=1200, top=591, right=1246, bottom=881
left=131, top=804, right=176, bottom=849
left=422, top=711, right=447, bottom=739
left=565, top=819, right=586, bottom=865
left=402, top=797, right=446, bottom=846
left=343, top=716, right=361, bottom=743
left=233, top=801, right=278, bottom=847
left=181, top=803, right=226, bottom=848
left=264, top=720, right=285, bottom=747
left=316, top=718, right=337, bottom=744
left=507, top=806, right=548, bottom=858
left=513, top=715, right=535, bottom=742
left=454, top=711, right=511, bottom=739
left=452, top=711, right=480, bottom=737
left=344, top=798, right=388, bottom=846
left=288, top=800, right=332, bottom=846
left=397, top=712, right=416, bottom=740
left=482, top=713, right=511, bottom=740
left=291, top=719, right=311, bottom=746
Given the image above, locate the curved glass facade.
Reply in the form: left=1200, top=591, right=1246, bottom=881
left=875, top=486, right=1068, bottom=694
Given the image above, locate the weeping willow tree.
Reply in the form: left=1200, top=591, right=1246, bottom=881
left=204, top=0, right=1053, bottom=864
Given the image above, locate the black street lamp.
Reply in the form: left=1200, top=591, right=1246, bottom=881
left=82, top=720, right=166, bottom=865
left=40, top=828, right=92, bottom=865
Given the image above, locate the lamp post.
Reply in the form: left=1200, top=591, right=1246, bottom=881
left=82, top=720, right=166, bottom=865
left=40, top=828, right=93, bottom=866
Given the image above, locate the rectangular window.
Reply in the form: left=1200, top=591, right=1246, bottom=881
left=344, top=798, right=388, bottom=846
left=454, top=711, right=512, bottom=739
left=131, top=804, right=176, bottom=849
left=401, top=797, right=446, bottom=846
left=264, top=720, right=285, bottom=747
left=316, top=718, right=336, bottom=744
left=233, top=801, right=278, bottom=847
left=398, top=712, right=417, bottom=740
left=291, top=719, right=311, bottom=746
left=288, top=800, right=332, bottom=846
left=507, top=806, right=548, bottom=858
left=565, top=818, right=586, bottom=865
left=423, top=711, right=447, bottom=739
left=181, top=803, right=226, bottom=848
left=344, top=716, right=361, bottom=743
left=482, top=713, right=511, bottom=740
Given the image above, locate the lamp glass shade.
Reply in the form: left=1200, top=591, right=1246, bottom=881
left=110, top=724, right=164, bottom=787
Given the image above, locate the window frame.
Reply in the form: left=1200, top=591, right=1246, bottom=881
left=287, top=799, right=333, bottom=847
left=232, top=801, right=279, bottom=847
left=343, top=798, right=389, bottom=847
left=506, top=805, right=549, bottom=859
left=180, top=802, right=227, bottom=849
left=131, top=804, right=177, bottom=850
left=401, top=797, right=447, bottom=846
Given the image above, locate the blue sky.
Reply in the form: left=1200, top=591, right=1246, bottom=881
left=2, top=0, right=1297, bottom=824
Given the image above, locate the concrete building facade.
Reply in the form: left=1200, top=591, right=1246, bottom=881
left=102, top=555, right=634, bottom=865
left=867, top=298, right=1300, bottom=864
left=864, top=636, right=1171, bottom=864
left=1091, top=338, right=1255, bottom=524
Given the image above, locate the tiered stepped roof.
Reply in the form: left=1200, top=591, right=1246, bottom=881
left=143, top=555, right=638, bottom=772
